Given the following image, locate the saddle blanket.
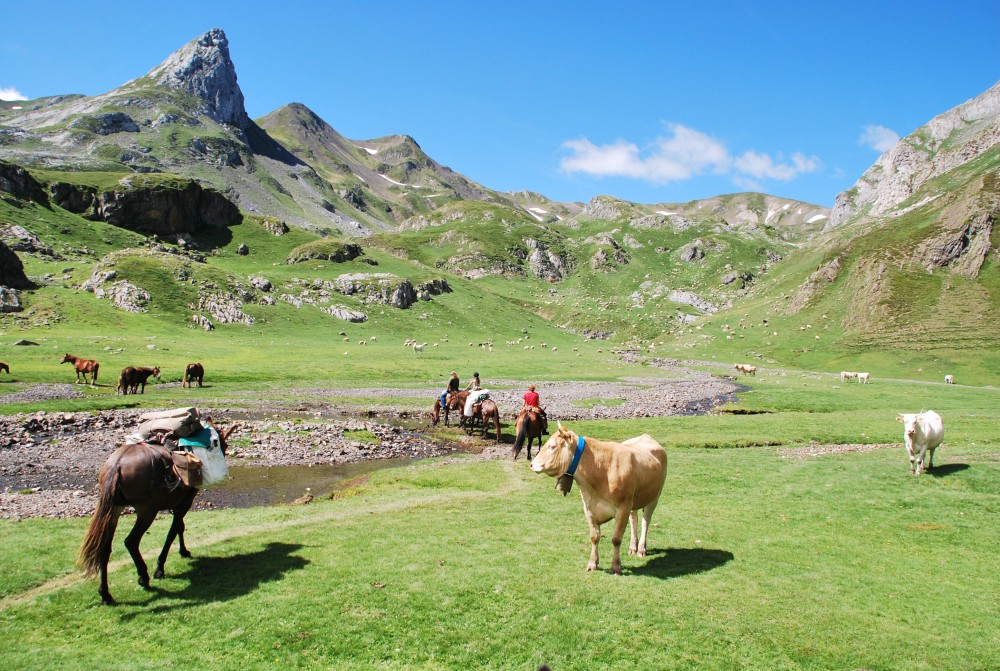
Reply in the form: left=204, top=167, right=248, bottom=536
left=464, top=389, right=490, bottom=417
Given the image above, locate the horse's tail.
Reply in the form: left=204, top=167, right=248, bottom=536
left=93, top=362, right=99, bottom=383
left=78, top=456, right=121, bottom=576
left=117, top=370, right=127, bottom=395
left=512, top=415, right=527, bottom=458
left=492, top=410, right=501, bottom=441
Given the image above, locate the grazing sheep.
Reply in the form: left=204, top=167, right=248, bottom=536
left=944, top=374, right=954, bottom=384
left=413, top=343, right=426, bottom=353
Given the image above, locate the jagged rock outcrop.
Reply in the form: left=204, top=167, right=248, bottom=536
left=1, top=224, right=59, bottom=258
left=259, top=218, right=289, bottom=236
left=828, top=80, right=1000, bottom=229
left=0, top=286, right=23, bottom=312
left=523, top=239, right=570, bottom=281
left=669, top=290, right=718, bottom=314
left=0, top=161, right=48, bottom=204
left=50, top=177, right=242, bottom=235
left=147, top=28, right=250, bottom=130
left=580, top=196, right=630, bottom=221
left=0, top=241, right=33, bottom=290
left=334, top=273, right=416, bottom=308
left=415, top=278, right=452, bottom=296
left=195, top=292, right=255, bottom=325
left=248, top=276, right=272, bottom=292
left=679, top=240, right=706, bottom=262
left=324, top=305, right=368, bottom=322
left=67, top=112, right=139, bottom=135
left=94, top=281, right=152, bottom=313
left=286, top=241, right=363, bottom=264
left=787, top=257, right=841, bottom=315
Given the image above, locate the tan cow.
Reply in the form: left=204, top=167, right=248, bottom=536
left=531, top=422, right=667, bottom=575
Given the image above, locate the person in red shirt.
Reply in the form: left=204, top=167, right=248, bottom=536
left=522, top=384, right=548, bottom=433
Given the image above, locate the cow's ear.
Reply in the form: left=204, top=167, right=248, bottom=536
left=896, top=415, right=904, bottom=422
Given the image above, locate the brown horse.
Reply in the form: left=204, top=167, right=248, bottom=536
left=182, top=363, right=204, bottom=388
left=0, top=361, right=8, bottom=375
left=78, top=419, right=237, bottom=605
left=473, top=398, right=502, bottom=441
left=61, top=353, right=99, bottom=384
left=117, top=366, right=160, bottom=395
left=512, top=409, right=546, bottom=460
left=446, top=390, right=470, bottom=427
left=451, top=392, right=501, bottom=441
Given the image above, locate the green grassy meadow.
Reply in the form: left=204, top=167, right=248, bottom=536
left=1, top=372, right=998, bottom=670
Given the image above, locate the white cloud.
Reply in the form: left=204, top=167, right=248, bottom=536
left=734, top=151, right=820, bottom=181
left=560, top=123, right=820, bottom=189
left=560, top=124, right=731, bottom=183
left=0, top=86, right=27, bottom=101
left=860, top=124, right=899, bottom=153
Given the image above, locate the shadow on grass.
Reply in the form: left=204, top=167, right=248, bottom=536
left=929, top=463, right=969, bottom=478
left=629, top=547, right=734, bottom=579
left=121, top=541, right=308, bottom=618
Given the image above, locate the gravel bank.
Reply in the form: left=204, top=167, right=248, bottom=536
left=0, top=360, right=742, bottom=519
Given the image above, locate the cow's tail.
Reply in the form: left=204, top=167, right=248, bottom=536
left=78, top=458, right=121, bottom=576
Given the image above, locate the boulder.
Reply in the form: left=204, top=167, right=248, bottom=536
left=324, top=305, right=368, bottom=322
left=0, top=241, right=33, bottom=289
left=334, top=273, right=416, bottom=309
left=0, top=286, right=23, bottom=312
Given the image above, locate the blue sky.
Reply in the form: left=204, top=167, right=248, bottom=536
left=2, top=1, right=998, bottom=208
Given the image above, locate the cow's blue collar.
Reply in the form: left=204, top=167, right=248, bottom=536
left=566, top=435, right=586, bottom=477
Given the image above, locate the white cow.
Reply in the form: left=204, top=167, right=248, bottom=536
left=857, top=372, right=870, bottom=384
left=897, top=410, right=944, bottom=475
left=944, top=375, right=954, bottom=384
left=840, top=371, right=858, bottom=382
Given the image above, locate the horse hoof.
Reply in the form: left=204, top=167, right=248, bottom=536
left=180, top=549, right=192, bottom=559
left=138, top=578, right=150, bottom=589
left=100, top=594, right=116, bottom=606
left=153, top=568, right=165, bottom=579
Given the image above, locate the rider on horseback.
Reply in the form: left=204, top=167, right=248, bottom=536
left=523, top=384, right=548, bottom=434
left=440, top=372, right=460, bottom=408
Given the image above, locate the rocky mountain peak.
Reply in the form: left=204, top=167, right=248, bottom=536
left=827, top=79, right=1000, bottom=230
left=146, top=28, right=249, bottom=129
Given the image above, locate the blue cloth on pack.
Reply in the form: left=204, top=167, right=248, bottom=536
left=178, top=426, right=213, bottom=449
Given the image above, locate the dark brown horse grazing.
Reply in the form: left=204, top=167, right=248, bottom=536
left=0, top=361, right=8, bottom=374
left=182, top=363, right=204, bottom=388
left=61, top=353, right=99, bottom=384
left=431, top=390, right=465, bottom=427
left=117, top=366, right=160, bottom=395
left=512, top=409, right=546, bottom=460
left=78, top=420, right=238, bottom=605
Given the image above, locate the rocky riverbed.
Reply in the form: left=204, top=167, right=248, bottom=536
left=0, top=360, right=742, bottom=519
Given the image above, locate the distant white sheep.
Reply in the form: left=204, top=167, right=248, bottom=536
left=413, top=343, right=426, bottom=353
left=944, top=374, right=954, bottom=384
